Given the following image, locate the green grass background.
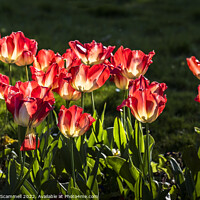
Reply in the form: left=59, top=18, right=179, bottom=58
left=1, top=0, right=200, bottom=155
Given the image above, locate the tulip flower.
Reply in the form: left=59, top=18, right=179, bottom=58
left=195, top=85, right=200, bottom=103
left=117, top=75, right=167, bottom=123
left=33, top=49, right=64, bottom=72
left=57, top=105, right=95, bottom=138
left=0, top=31, right=37, bottom=65
left=20, top=132, right=40, bottom=151
left=62, top=48, right=82, bottom=70
left=30, top=63, right=62, bottom=89
left=111, top=46, right=155, bottom=79
left=53, top=68, right=81, bottom=101
left=186, top=56, right=200, bottom=79
left=0, top=74, right=9, bottom=99
left=69, top=40, right=115, bottom=65
left=110, top=68, right=131, bottom=90
left=70, top=63, right=110, bottom=93
left=4, top=81, right=55, bottom=127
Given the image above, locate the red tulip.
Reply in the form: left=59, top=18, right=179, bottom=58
left=20, top=132, right=40, bottom=151
left=30, top=63, right=62, bottom=89
left=4, top=81, right=55, bottom=127
left=110, top=68, right=131, bottom=90
left=186, top=56, right=200, bottom=79
left=33, top=49, right=64, bottom=72
left=62, top=48, right=82, bottom=70
left=0, top=74, right=9, bottom=99
left=111, top=46, right=155, bottom=79
left=0, top=31, right=37, bottom=65
left=70, top=63, right=110, bottom=93
left=53, top=68, right=81, bottom=101
left=57, top=105, right=95, bottom=138
left=117, top=75, right=167, bottom=123
left=195, top=85, right=200, bottom=103
left=69, top=40, right=115, bottom=65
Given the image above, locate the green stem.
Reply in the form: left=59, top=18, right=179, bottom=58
left=70, top=137, right=76, bottom=187
left=123, top=90, right=126, bottom=129
left=12, top=136, right=38, bottom=195
left=18, top=125, right=24, bottom=164
left=91, top=91, right=95, bottom=114
left=9, top=64, right=12, bottom=85
left=81, top=92, right=85, bottom=112
left=146, top=123, right=153, bottom=195
left=66, top=100, right=71, bottom=108
left=25, top=65, right=29, bottom=81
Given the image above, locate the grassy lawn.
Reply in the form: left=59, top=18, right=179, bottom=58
left=1, top=0, right=200, bottom=155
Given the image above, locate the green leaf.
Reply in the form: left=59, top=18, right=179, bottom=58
left=194, top=127, right=200, bottom=134
left=8, top=159, right=17, bottom=190
left=183, top=145, right=200, bottom=174
left=100, top=102, right=106, bottom=127
left=41, top=179, right=59, bottom=195
left=106, top=156, right=139, bottom=191
left=194, top=171, right=200, bottom=198
left=169, top=157, right=185, bottom=185
left=134, top=175, right=153, bottom=200
left=21, top=179, right=37, bottom=197
left=113, top=117, right=127, bottom=154
left=184, top=167, right=195, bottom=198
left=0, top=148, right=12, bottom=158
left=87, top=150, right=100, bottom=195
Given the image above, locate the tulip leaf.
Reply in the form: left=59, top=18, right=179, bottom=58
left=88, top=129, right=98, bottom=147
left=100, top=102, right=106, bottom=127
left=143, top=134, right=155, bottom=176
left=113, top=117, right=127, bottom=155
left=8, top=159, right=17, bottom=191
left=194, top=171, right=200, bottom=198
left=106, top=156, right=139, bottom=191
left=134, top=175, right=153, bottom=200
left=0, top=148, right=12, bottom=158
left=169, top=157, right=185, bottom=186
left=41, top=179, right=59, bottom=195
left=182, top=145, right=200, bottom=174
left=21, top=179, right=37, bottom=198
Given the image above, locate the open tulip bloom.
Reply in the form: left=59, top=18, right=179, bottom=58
left=69, top=40, right=115, bottom=66
left=57, top=105, right=95, bottom=138
left=0, top=31, right=37, bottom=65
left=117, top=75, right=167, bottom=123
left=111, top=46, right=155, bottom=79
left=70, top=63, right=110, bottom=93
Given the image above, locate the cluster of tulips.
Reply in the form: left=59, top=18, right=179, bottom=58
left=1, top=31, right=200, bottom=199
left=0, top=31, right=167, bottom=151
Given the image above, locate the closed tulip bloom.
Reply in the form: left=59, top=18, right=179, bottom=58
left=4, top=81, right=55, bottom=127
left=0, top=31, right=37, bottom=65
left=53, top=68, right=81, bottom=101
left=57, top=105, right=95, bottom=138
left=33, top=49, right=64, bottom=72
left=62, top=48, right=82, bottom=70
left=20, top=132, right=40, bottom=151
left=70, top=63, right=110, bottom=93
left=111, top=46, right=155, bottom=79
left=117, top=76, right=167, bottom=123
left=0, top=74, right=9, bottom=99
left=186, top=56, right=200, bottom=79
left=30, top=63, right=62, bottom=89
left=69, top=40, right=115, bottom=65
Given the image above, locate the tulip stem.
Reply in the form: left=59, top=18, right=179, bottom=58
left=9, top=64, right=12, bottom=85
left=66, top=100, right=71, bottom=108
left=123, top=90, right=126, bottom=129
left=81, top=92, right=84, bottom=112
left=25, top=65, right=29, bottom=81
left=146, top=123, right=153, bottom=195
left=70, top=137, right=76, bottom=187
left=91, top=91, right=95, bottom=114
